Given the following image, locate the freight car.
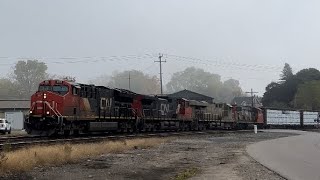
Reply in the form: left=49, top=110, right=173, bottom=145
left=24, top=80, right=264, bottom=136
left=264, top=108, right=320, bottom=128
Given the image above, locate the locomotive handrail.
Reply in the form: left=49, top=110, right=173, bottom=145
left=44, top=101, right=62, bottom=117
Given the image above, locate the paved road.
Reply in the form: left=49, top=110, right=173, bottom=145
left=247, top=130, right=320, bottom=180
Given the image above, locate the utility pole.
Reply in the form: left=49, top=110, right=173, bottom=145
left=128, top=72, right=131, bottom=90
left=155, top=53, right=166, bottom=95
left=245, top=89, right=258, bottom=107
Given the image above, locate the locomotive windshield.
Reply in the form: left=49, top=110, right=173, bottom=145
left=39, top=85, right=69, bottom=95
left=39, top=85, right=51, bottom=92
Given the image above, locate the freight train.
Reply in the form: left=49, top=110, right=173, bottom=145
left=24, top=80, right=264, bottom=136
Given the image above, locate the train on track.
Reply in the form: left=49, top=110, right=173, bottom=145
left=25, top=80, right=264, bottom=136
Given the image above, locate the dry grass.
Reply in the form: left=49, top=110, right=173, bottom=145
left=173, top=167, right=199, bottom=180
left=0, top=137, right=169, bottom=173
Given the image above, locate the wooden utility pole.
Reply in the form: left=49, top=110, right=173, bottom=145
left=155, top=54, right=166, bottom=94
left=128, top=72, right=131, bottom=90
left=245, top=88, right=258, bottom=107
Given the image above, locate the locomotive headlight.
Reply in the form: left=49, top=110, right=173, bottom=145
left=44, top=93, right=47, bottom=99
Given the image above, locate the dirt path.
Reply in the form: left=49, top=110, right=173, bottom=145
left=4, top=131, right=295, bottom=180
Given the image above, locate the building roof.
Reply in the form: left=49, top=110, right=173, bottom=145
left=167, top=89, right=214, bottom=103
left=0, top=100, right=30, bottom=109
left=231, top=96, right=262, bottom=107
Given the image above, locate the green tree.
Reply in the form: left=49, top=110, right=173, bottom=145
left=12, top=60, right=48, bottom=98
left=295, top=81, right=320, bottom=110
left=280, top=63, right=293, bottom=81
left=108, top=70, right=160, bottom=95
left=262, top=67, right=320, bottom=108
left=295, top=68, right=320, bottom=82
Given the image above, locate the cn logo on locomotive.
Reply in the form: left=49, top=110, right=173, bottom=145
left=100, top=98, right=112, bottom=110
left=160, top=104, right=170, bottom=116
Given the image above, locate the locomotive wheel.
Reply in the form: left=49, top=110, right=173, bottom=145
left=128, top=125, right=134, bottom=133
left=203, top=124, right=207, bottom=131
left=64, top=130, right=71, bottom=137
left=199, top=125, right=203, bottom=131
left=73, top=130, right=80, bottom=136
left=184, top=124, right=189, bottom=131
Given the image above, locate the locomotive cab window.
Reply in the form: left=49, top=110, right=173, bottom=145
left=52, top=85, right=69, bottom=95
left=101, top=98, right=107, bottom=108
left=39, top=85, right=52, bottom=92
left=39, top=85, right=69, bottom=95
left=72, top=87, right=79, bottom=95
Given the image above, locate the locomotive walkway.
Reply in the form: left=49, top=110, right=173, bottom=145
left=247, top=129, right=320, bottom=180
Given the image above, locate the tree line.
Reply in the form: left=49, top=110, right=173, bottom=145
left=0, top=60, right=47, bottom=99
left=0, top=60, right=243, bottom=103
left=262, top=63, right=320, bottom=110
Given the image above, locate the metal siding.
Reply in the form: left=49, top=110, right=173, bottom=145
left=303, top=112, right=319, bottom=125
left=266, top=109, right=300, bottom=125
left=5, top=112, right=24, bottom=130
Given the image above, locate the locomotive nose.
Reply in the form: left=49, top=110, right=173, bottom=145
left=31, top=91, right=54, bottom=116
left=34, top=91, right=47, bottom=99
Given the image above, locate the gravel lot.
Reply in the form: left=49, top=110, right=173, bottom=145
left=2, top=131, right=296, bottom=180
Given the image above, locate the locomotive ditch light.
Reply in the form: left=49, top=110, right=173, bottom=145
left=30, top=111, right=33, bottom=114
left=46, top=111, right=50, bottom=115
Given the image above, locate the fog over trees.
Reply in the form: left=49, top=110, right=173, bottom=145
left=0, top=60, right=48, bottom=99
left=5, top=60, right=320, bottom=109
left=91, top=70, right=160, bottom=95
left=166, top=67, right=243, bottom=102
left=0, top=61, right=244, bottom=103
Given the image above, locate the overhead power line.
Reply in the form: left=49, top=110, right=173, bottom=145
left=164, top=54, right=283, bottom=72
left=0, top=53, right=287, bottom=76
left=0, top=54, right=158, bottom=66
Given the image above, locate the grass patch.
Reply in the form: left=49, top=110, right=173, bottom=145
left=173, top=167, right=199, bottom=180
left=0, top=137, right=169, bottom=173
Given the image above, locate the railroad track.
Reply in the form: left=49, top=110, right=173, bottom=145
left=0, top=130, right=251, bottom=151
left=0, top=135, right=43, bottom=143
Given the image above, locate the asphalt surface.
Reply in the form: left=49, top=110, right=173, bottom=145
left=247, top=130, right=320, bottom=180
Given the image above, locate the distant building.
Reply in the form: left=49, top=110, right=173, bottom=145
left=166, top=89, right=214, bottom=103
left=231, top=96, right=263, bottom=107
left=0, top=100, right=30, bottom=130
left=0, top=100, right=30, bottom=118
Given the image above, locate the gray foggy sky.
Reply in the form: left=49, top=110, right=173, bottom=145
left=1, top=0, right=320, bottom=96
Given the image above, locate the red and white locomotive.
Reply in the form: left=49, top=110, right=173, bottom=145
left=25, top=80, right=264, bottom=136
